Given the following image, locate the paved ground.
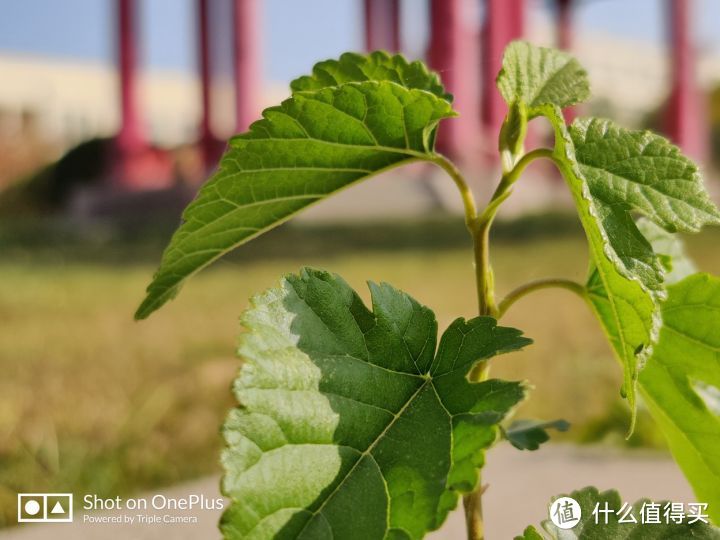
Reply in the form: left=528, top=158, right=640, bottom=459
left=1, top=445, right=694, bottom=540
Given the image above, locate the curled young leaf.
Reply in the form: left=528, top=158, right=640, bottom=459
left=221, top=269, right=531, bottom=539
left=497, top=41, right=590, bottom=114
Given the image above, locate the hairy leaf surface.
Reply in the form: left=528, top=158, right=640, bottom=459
left=136, top=80, right=455, bottom=318
left=291, top=50, right=451, bottom=101
left=516, top=486, right=720, bottom=539
left=221, top=269, right=531, bottom=539
left=572, top=121, right=718, bottom=386
left=638, top=274, right=720, bottom=523
left=539, top=103, right=659, bottom=425
left=497, top=41, right=590, bottom=113
left=570, top=118, right=720, bottom=233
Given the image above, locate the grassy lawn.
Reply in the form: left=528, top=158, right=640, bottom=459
left=1, top=222, right=718, bottom=526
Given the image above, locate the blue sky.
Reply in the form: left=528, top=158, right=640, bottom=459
left=0, top=0, right=719, bottom=84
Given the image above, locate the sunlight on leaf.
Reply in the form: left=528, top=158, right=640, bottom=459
left=221, top=269, right=531, bottom=539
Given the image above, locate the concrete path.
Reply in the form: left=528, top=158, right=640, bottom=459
left=1, top=445, right=694, bottom=540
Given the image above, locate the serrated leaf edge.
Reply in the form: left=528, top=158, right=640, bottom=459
left=535, top=104, right=664, bottom=432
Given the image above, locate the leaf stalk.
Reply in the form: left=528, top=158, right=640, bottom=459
left=431, top=153, right=479, bottom=230
left=497, top=277, right=588, bottom=317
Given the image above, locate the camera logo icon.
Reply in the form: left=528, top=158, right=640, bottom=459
left=18, top=493, right=73, bottom=523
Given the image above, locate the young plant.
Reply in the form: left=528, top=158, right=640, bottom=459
left=137, top=43, right=720, bottom=539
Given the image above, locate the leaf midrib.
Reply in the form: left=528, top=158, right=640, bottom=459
left=296, top=379, right=431, bottom=536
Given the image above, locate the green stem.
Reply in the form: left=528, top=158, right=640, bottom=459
left=472, top=219, right=497, bottom=318
left=497, top=277, right=588, bottom=318
left=463, top=488, right=486, bottom=540
left=471, top=147, right=553, bottom=320
left=480, top=147, right=554, bottom=225
left=436, top=135, right=552, bottom=540
left=431, top=153, right=478, bottom=229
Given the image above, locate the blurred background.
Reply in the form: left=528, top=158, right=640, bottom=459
left=1, top=0, right=719, bottom=532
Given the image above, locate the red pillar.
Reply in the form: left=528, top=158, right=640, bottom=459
left=233, top=0, right=260, bottom=133
left=481, top=0, right=524, bottom=147
left=197, top=0, right=222, bottom=168
left=428, top=0, right=479, bottom=160
left=364, top=0, right=400, bottom=52
left=557, top=0, right=572, bottom=50
left=115, top=0, right=145, bottom=186
left=665, top=0, right=706, bottom=161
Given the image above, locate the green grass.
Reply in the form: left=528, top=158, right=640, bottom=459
left=1, top=222, right=718, bottom=527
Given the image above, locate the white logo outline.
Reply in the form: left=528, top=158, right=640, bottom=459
left=549, top=496, right=582, bottom=529
left=18, top=493, right=73, bottom=523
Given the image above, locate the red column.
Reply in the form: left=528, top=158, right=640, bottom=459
left=197, top=0, right=222, bottom=168
left=428, top=0, right=479, bottom=159
left=233, top=0, right=260, bottom=133
left=364, top=0, right=400, bottom=52
left=666, top=0, right=706, bottom=161
left=557, top=0, right=572, bottom=50
left=198, top=0, right=212, bottom=150
left=115, top=0, right=145, bottom=186
left=481, top=0, right=524, bottom=146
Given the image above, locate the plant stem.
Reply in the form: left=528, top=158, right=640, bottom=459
left=472, top=219, right=497, bottom=318
left=497, top=277, right=588, bottom=317
left=431, top=154, right=478, bottom=229
left=463, top=488, right=486, bottom=540
left=480, top=147, right=554, bottom=224
left=435, top=139, right=552, bottom=540
left=471, top=147, right=553, bottom=320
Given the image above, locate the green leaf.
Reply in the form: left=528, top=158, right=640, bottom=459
left=220, top=268, right=531, bottom=539
left=579, top=220, right=720, bottom=520
left=291, top=50, right=451, bottom=102
left=570, top=118, right=720, bottom=233
left=639, top=273, right=720, bottom=524
left=538, top=104, right=661, bottom=428
left=136, top=80, right=455, bottom=319
left=636, top=218, right=696, bottom=285
left=497, top=41, right=590, bottom=113
left=515, top=526, right=544, bottom=540
left=560, top=116, right=719, bottom=436
left=517, top=486, right=720, bottom=538
left=504, top=419, right=570, bottom=451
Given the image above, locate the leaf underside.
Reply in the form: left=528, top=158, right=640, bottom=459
left=636, top=219, right=696, bottom=286
left=517, top=486, right=720, bottom=539
left=220, top=269, right=531, bottom=539
left=136, top=54, right=455, bottom=319
left=639, top=274, right=720, bottom=523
